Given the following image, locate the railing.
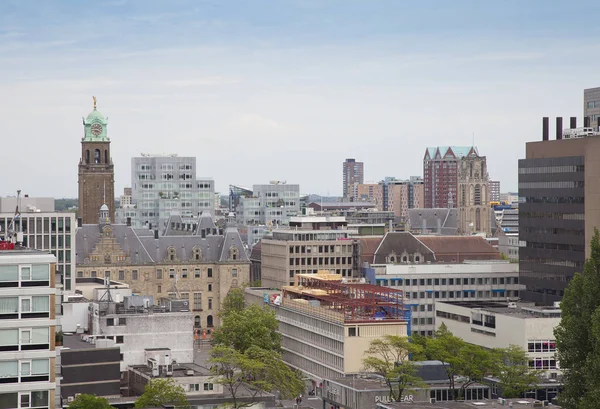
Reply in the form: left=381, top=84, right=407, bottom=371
left=281, top=298, right=345, bottom=324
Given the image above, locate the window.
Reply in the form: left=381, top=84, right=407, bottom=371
left=207, top=268, right=213, bottom=278
left=156, top=269, right=163, bottom=279
left=208, top=298, right=213, bottom=310
left=119, top=318, right=126, bottom=325
left=208, top=284, right=212, bottom=292
left=232, top=269, right=238, bottom=278
left=194, top=293, right=202, bottom=310
left=158, top=285, right=162, bottom=293
left=182, top=269, right=188, bottom=279
left=118, top=270, right=125, bottom=280
left=203, top=383, right=214, bottom=391
left=132, top=270, right=138, bottom=280
left=170, top=269, right=175, bottom=279
left=194, top=269, right=200, bottom=278
left=105, top=271, right=110, bottom=279
left=91, top=271, right=97, bottom=278
left=116, top=335, right=124, bottom=344
left=77, top=271, right=83, bottom=278
left=107, top=318, right=115, bottom=326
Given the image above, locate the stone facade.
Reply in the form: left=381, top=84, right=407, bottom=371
left=458, top=153, right=491, bottom=236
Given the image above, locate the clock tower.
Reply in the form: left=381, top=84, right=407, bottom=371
left=78, top=97, right=115, bottom=224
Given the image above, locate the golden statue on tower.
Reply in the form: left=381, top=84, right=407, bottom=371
left=93, top=96, right=97, bottom=109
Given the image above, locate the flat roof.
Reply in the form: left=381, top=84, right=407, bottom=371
left=131, top=362, right=211, bottom=377
left=62, top=334, right=107, bottom=350
left=328, top=376, right=486, bottom=392
left=378, top=398, right=561, bottom=408
left=438, top=301, right=562, bottom=319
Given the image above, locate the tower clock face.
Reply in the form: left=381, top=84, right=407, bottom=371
left=91, top=123, right=103, bottom=136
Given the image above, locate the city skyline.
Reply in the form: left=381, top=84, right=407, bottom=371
left=2, top=1, right=600, bottom=197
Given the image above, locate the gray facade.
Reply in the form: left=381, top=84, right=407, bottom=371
left=131, top=154, right=214, bottom=230
left=584, top=86, right=600, bottom=129
left=237, top=182, right=300, bottom=227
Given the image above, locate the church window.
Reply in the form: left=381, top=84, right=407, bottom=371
left=94, top=149, right=101, bottom=164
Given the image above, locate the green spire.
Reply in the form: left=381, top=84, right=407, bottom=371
left=82, top=96, right=109, bottom=142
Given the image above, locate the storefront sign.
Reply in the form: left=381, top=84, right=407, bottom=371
left=374, top=395, right=414, bottom=403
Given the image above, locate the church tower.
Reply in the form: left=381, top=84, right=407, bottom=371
left=78, top=97, right=115, bottom=224
left=457, top=148, right=491, bottom=236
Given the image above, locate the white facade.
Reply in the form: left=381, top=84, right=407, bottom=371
left=237, top=182, right=300, bottom=226
left=435, top=301, right=561, bottom=377
left=0, top=212, right=76, bottom=293
left=372, top=260, right=524, bottom=336
left=498, top=235, right=523, bottom=262
left=88, top=303, right=194, bottom=371
left=0, top=250, right=57, bottom=409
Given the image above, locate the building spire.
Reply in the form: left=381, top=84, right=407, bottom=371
left=93, top=96, right=97, bottom=110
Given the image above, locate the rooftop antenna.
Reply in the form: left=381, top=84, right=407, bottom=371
left=99, top=276, right=113, bottom=303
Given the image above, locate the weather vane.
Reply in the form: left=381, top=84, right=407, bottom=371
left=93, top=96, right=97, bottom=109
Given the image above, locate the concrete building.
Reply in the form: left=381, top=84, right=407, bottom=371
left=343, top=159, right=364, bottom=200
left=367, top=232, right=520, bottom=336
left=237, top=182, right=300, bottom=227
left=489, top=180, right=501, bottom=202
left=130, top=153, right=215, bottom=230
left=246, top=272, right=408, bottom=391
left=498, top=235, right=523, bottom=262
left=0, top=200, right=76, bottom=293
left=260, top=215, right=357, bottom=288
left=78, top=99, right=115, bottom=225
left=0, top=247, right=58, bottom=409
left=115, top=187, right=137, bottom=226
left=378, top=177, right=425, bottom=220
left=500, top=192, right=519, bottom=205
left=424, top=147, right=479, bottom=209
left=75, top=211, right=249, bottom=330
left=435, top=300, right=562, bottom=401
left=518, top=117, right=600, bottom=303
left=584, top=86, right=600, bottom=129
left=457, top=151, right=491, bottom=236
left=355, top=183, right=383, bottom=208
left=228, top=184, right=253, bottom=213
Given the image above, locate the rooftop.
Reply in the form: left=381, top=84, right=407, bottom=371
left=438, top=300, right=562, bottom=319
left=378, top=399, right=561, bottom=408
left=131, top=362, right=211, bottom=378
left=62, top=334, right=99, bottom=350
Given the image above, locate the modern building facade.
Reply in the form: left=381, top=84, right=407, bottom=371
left=260, top=216, right=357, bottom=288
left=0, top=248, right=58, bottom=409
left=237, top=182, right=300, bottom=227
left=489, top=180, right=501, bottom=202
left=518, top=117, right=596, bottom=303
left=355, top=183, right=383, bottom=208
left=130, top=154, right=215, bottom=230
left=78, top=99, right=115, bottom=225
left=379, top=177, right=425, bottom=220
left=343, top=159, right=364, bottom=200
left=457, top=152, right=491, bottom=236
left=423, top=146, right=479, bottom=209
left=75, top=212, right=249, bottom=330
left=584, top=86, right=600, bottom=129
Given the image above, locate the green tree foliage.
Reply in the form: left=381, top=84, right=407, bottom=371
left=67, top=394, right=115, bottom=409
left=220, top=288, right=246, bottom=317
left=492, top=345, right=540, bottom=398
left=134, top=378, right=190, bottom=409
left=212, top=304, right=281, bottom=354
left=455, top=343, right=496, bottom=399
left=426, top=324, right=467, bottom=400
left=362, top=335, right=424, bottom=401
left=555, top=228, right=600, bottom=409
left=209, top=345, right=304, bottom=409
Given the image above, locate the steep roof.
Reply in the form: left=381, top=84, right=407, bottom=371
left=417, top=235, right=500, bottom=262
left=408, top=208, right=458, bottom=236
left=220, top=227, right=249, bottom=262
left=356, top=236, right=383, bottom=265
left=424, top=146, right=479, bottom=160
left=373, top=232, right=436, bottom=264
left=249, top=241, right=262, bottom=262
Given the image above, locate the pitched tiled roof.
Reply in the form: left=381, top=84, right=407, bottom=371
left=373, top=232, right=436, bottom=264
left=417, top=235, right=499, bottom=262
left=357, top=236, right=383, bottom=265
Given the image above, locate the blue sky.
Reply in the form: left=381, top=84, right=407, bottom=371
left=1, top=0, right=599, bottom=197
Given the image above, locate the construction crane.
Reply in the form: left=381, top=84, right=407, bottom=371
left=0, top=190, right=22, bottom=250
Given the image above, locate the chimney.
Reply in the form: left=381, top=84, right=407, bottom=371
left=556, top=117, right=563, bottom=140
left=436, top=218, right=442, bottom=235
left=422, top=218, right=426, bottom=234
left=154, top=229, right=159, bottom=240
left=542, top=117, right=549, bottom=141
left=126, top=217, right=131, bottom=227
left=570, top=117, right=577, bottom=129
left=584, top=116, right=590, bottom=128
left=77, top=217, right=82, bottom=228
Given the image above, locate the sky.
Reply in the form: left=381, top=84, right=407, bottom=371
left=1, top=0, right=599, bottom=198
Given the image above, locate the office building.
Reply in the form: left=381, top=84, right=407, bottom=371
left=367, top=232, right=520, bottom=335
left=245, top=272, right=408, bottom=389
left=115, top=188, right=138, bottom=226
left=75, top=211, right=249, bottom=331
left=379, top=177, right=425, bottom=220
left=489, top=180, right=501, bottom=202
left=228, top=185, right=253, bottom=213
left=260, top=215, right=357, bottom=288
left=236, top=181, right=300, bottom=226
left=0, top=197, right=76, bottom=293
left=518, top=117, right=597, bottom=303
left=457, top=153, right=491, bottom=236
left=355, top=183, right=383, bottom=208
left=584, top=86, right=600, bottom=129
left=130, top=154, right=215, bottom=230
left=343, top=159, right=364, bottom=200
left=0, top=247, right=58, bottom=409
left=435, top=300, right=562, bottom=401
left=78, top=98, right=115, bottom=224
left=423, top=146, right=479, bottom=209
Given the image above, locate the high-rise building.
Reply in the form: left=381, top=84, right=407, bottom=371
left=380, top=177, right=424, bottom=220
left=584, top=87, right=600, bottom=129
left=489, top=180, right=501, bottom=202
left=237, top=182, right=300, bottom=227
left=0, top=247, right=57, bottom=409
left=518, top=117, right=596, bottom=304
left=423, top=146, right=478, bottom=208
left=342, top=159, right=364, bottom=200
left=355, top=183, right=383, bottom=208
left=78, top=98, right=115, bottom=224
left=457, top=153, right=491, bottom=236
left=130, top=154, right=215, bottom=230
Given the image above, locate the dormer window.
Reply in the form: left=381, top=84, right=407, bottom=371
left=167, top=247, right=177, bottom=262
left=192, top=247, right=203, bottom=262
left=229, top=247, right=239, bottom=261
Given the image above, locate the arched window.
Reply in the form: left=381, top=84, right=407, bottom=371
left=104, top=150, right=108, bottom=164
left=476, top=208, right=481, bottom=231
left=94, top=149, right=101, bottom=164
left=207, top=315, right=214, bottom=327
left=474, top=184, right=481, bottom=206
left=415, top=255, right=421, bottom=263
left=85, top=150, right=90, bottom=164
left=194, top=316, right=201, bottom=327
left=402, top=256, right=408, bottom=262
left=167, top=247, right=176, bottom=262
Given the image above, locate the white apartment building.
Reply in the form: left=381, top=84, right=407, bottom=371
left=435, top=300, right=561, bottom=383
left=0, top=198, right=76, bottom=293
left=371, top=260, right=523, bottom=336
left=0, top=248, right=58, bottom=409
left=237, top=182, right=300, bottom=227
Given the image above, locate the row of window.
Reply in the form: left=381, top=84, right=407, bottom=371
left=529, top=358, right=558, bottom=370
left=527, top=242, right=585, bottom=252
left=0, top=359, right=50, bottom=383
left=0, top=296, right=50, bottom=319
left=289, top=245, right=352, bottom=254
left=289, top=257, right=352, bottom=266
left=189, top=383, right=214, bottom=392
left=521, top=212, right=584, bottom=220
left=0, top=264, right=50, bottom=287
left=522, top=227, right=585, bottom=236
left=519, top=181, right=584, bottom=189
left=528, top=340, right=556, bottom=353
left=0, top=391, right=48, bottom=409
left=524, top=196, right=584, bottom=204
left=77, top=267, right=217, bottom=280
left=0, top=217, right=72, bottom=234
left=288, top=269, right=352, bottom=278
left=403, top=290, right=517, bottom=300
left=519, top=165, right=584, bottom=174
left=398, top=276, right=519, bottom=286
left=0, top=328, right=50, bottom=351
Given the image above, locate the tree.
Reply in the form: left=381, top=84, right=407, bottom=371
left=426, top=323, right=468, bottom=400
left=134, top=378, right=190, bottom=409
left=362, top=335, right=424, bottom=401
left=209, top=345, right=304, bottom=409
left=212, top=304, right=281, bottom=353
left=456, top=343, right=495, bottom=400
left=220, top=288, right=246, bottom=318
left=492, top=345, right=540, bottom=398
left=555, top=228, right=600, bottom=409
left=67, top=394, right=115, bottom=409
